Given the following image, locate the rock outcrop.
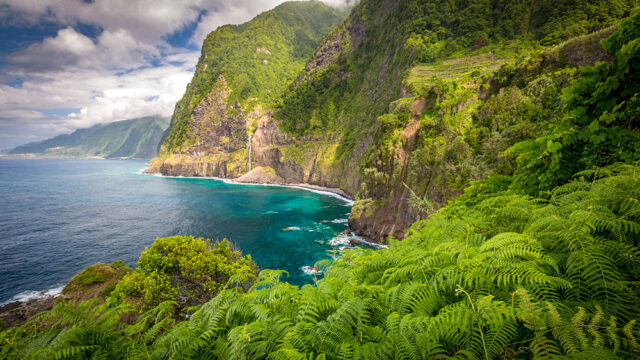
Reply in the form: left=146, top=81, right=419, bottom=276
left=147, top=75, right=257, bottom=178
left=348, top=97, right=430, bottom=241
left=0, top=261, right=130, bottom=327
left=0, top=295, right=57, bottom=327
left=235, top=166, right=285, bottom=184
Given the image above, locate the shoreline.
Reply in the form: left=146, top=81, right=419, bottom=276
left=1, top=171, right=380, bottom=307
left=141, top=170, right=355, bottom=205
left=141, top=171, right=389, bottom=246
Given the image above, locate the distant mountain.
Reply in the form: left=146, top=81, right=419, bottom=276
left=10, top=116, right=169, bottom=159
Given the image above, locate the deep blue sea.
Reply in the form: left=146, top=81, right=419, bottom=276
left=0, top=158, right=358, bottom=304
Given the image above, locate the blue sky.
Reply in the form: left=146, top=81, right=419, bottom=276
left=0, top=0, right=350, bottom=150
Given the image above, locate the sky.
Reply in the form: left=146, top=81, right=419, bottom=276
left=0, top=0, right=351, bottom=150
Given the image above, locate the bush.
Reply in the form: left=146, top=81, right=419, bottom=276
left=109, top=236, right=259, bottom=311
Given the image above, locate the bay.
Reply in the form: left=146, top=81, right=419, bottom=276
left=0, top=158, right=354, bottom=303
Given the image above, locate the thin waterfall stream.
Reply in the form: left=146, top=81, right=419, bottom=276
left=247, top=132, right=252, bottom=172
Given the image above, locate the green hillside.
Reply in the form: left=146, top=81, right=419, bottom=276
left=9, top=116, right=170, bottom=159
left=269, top=0, right=637, bottom=240
left=3, top=1, right=640, bottom=359
left=161, top=1, right=345, bottom=153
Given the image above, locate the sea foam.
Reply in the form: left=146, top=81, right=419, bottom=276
left=301, top=265, right=323, bottom=276
left=328, top=234, right=388, bottom=249
left=139, top=171, right=354, bottom=206
left=1, top=285, right=64, bottom=306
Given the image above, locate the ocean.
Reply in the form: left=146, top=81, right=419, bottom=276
left=0, top=158, right=361, bottom=304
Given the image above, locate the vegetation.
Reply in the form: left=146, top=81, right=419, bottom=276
left=109, top=236, right=259, bottom=311
left=275, top=0, right=635, bottom=135
left=9, top=116, right=169, bottom=159
left=2, top=1, right=640, bottom=359
left=161, top=1, right=344, bottom=153
left=62, top=261, right=131, bottom=301
left=507, top=11, right=640, bottom=194
left=270, top=0, right=636, bottom=202
left=2, top=164, right=639, bottom=358
left=404, top=0, right=635, bottom=61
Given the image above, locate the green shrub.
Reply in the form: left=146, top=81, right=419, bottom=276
left=109, top=236, right=259, bottom=311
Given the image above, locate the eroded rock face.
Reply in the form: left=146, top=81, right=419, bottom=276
left=348, top=97, right=431, bottom=242
left=148, top=75, right=257, bottom=178
left=188, top=77, right=247, bottom=155
left=250, top=115, right=305, bottom=182
left=148, top=74, right=348, bottom=191
left=253, top=116, right=291, bottom=148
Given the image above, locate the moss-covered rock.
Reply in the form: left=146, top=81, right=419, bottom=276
left=62, top=261, right=131, bottom=302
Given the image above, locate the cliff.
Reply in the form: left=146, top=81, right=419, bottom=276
left=148, top=1, right=344, bottom=179
left=4, top=3, right=640, bottom=358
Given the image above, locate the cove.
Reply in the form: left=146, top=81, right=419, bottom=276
left=0, top=158, right=358, bottom=304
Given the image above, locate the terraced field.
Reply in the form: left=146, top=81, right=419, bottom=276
left=406, top=52, right=511, bottom=89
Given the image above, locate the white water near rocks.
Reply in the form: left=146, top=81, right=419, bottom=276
left=1, top=285, right=64, bottom=306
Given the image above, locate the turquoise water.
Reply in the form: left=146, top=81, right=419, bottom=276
left=0, top=158, right=356, bottom=303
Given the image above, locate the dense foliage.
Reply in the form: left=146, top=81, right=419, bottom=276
left=405, top=0, right=636, bottom=61
left=275, top=0, right=635, bottom=138
left=109, top=236, right=259, bottom=311
left=161, top=1, right=343, bottom=153
left=508, top=11, right=640, bottom=194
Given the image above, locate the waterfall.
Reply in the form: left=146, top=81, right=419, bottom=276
left=246, top=133, right=252, bottom=172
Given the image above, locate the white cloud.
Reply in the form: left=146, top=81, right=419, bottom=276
left=0, top=52, right=199, bottom=149
left=190, top=1, right=282, bottom=46
left=0, top=0, right=354, bottom=149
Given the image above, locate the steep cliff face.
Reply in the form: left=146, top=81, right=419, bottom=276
left=147, top=75, right=256, bottom=177
left=346, top=26, right=621, bottom=242
left=273, top=0, right=631, bottom=242
left=148, top=1, right=345, bottom=181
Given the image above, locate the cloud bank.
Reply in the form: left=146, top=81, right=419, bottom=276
left=0, top=0, right=353, bottom=149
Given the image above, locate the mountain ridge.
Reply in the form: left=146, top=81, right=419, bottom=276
left=9, top=115, right=169, bottom=159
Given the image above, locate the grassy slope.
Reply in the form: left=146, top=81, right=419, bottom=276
left=10, top=116, right=169, bottom=159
